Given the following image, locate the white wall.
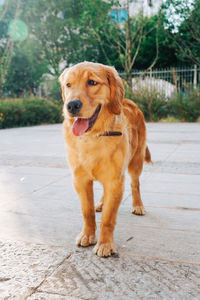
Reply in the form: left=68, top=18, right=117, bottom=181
left=117, top=0, right=163, bottom=17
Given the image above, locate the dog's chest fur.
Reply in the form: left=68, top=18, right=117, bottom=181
left=65, top=129, right=128, bottom=180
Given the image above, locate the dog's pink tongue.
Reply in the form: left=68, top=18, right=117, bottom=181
left=72, top=118, right=89, bottom=136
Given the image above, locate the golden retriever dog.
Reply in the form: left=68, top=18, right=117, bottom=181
left=59, top=62, right=152, bottom=257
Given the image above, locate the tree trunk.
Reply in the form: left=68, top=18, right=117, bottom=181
left=127, top=72, right=133, bottom=91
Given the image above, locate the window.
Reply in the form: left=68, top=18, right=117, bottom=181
left=110, top=9, right=128, bottom=23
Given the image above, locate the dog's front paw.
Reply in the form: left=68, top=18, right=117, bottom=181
left=76, top=232, right=96, bottom=247
left=93, top=242, right=117, bottom=257
left=132, top=206, right=146, bottom=215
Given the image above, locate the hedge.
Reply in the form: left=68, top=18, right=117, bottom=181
left=0, top=98, right=63, bottom=129
left=0, top=88, right=200, bottom=129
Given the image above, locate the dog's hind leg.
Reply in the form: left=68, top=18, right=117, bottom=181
left=95, top=194, right=104, bottom=212
left=128, top=152, right=145, bottom=216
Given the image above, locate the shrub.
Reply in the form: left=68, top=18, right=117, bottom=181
left=125, top=84, right=168, bottom=121
left=0, top=98, right=63, bottom=129
left=168, top=89, right=200, bottom=122
left=125, top=82, right=200, bottom=122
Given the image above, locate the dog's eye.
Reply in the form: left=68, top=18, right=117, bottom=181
left=66, top=83, right=71, bottom=88
left=88, top=80, right=98, bottom=86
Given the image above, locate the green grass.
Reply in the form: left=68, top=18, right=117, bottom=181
left=159, top=116, right=181, bottom=123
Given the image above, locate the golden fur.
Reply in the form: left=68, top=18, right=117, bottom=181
left=59, top=62, right=152, bottom=257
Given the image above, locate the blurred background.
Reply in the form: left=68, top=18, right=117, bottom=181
left=0, top=0, right=199, bottom=128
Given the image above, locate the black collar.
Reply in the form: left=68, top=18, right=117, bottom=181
left=98, top=131, right=122, bottom=137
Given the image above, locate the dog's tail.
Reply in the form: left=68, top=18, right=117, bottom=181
left=145, top=146, right=153, bottom=164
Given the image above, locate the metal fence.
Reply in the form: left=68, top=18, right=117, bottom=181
left=36, top=65, right=200, bottom=99
left=129, top=65, right=200, bottom=98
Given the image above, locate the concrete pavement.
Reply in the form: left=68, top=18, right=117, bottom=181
left=0, top=123, right=200, bottom=299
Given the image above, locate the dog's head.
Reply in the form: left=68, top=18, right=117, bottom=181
left=59, top=62, right=124, bottom=136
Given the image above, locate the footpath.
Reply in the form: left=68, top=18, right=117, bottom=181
left=0, top=123, right=200, bottom=299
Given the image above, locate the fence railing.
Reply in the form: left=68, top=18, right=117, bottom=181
left=35, top=65, right=200, bottom=99
left=123, top=65, right=200, bottom=98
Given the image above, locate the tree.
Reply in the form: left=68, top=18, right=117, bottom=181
left=0, top=0, right=20, bottom=96
left=0, top=0, right=182, bottom=98
left=114, top=5, right=160, bottom=89
left=80, top=0, right=161, bottom=89
left=134, top=14, right=178, bottom=69
left=163, top=0, right=200, bottom=66
left=0, top=0, right=53, bottom=97
left=79, top=0, right=117, bottom=66
left=3, top=39, right=48, bottom=97
left=23, top=0, right=86, bottom=77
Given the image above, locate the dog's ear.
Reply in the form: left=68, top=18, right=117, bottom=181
left=59, top=68, right=68, bottom=102
left=106, top=66, right=124, bottom=115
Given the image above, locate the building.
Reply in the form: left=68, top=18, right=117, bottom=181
left=111, top=0, right=163, bottom=23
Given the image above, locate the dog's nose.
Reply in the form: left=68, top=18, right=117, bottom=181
left=67, top=100, right=82, bottom=116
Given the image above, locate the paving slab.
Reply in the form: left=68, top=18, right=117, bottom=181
left=0, top=239, right=70, bottom=300
left=0, top=123, right=200, bottom=299
left=29, top=249, right=200, bottom=300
